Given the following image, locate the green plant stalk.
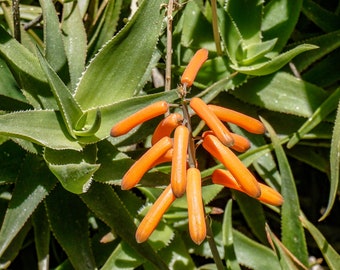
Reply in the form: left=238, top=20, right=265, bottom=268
left=165, top=0, right=174, bottom=91
left=206, top=216, right=225, bottom=270
left=210, top=0, right=222, bottom=55
left=12, top=0, right=21, bottom=42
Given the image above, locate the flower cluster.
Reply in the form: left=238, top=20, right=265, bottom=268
left=110, top=49, right=283, bottom=245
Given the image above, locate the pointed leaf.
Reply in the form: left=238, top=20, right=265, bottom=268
left=0, top=26, right=56, bottom=109
left=217, top=6, right=244, bottom=64
left=231, top=44, right=318, bottom=75
left=241, top=38, right=277, bottom=65
left=46, top=185, right=97, bottom=270
left=44, top=146, right=99, bottom=194
left=0, top=155, right=57, bottom=257
left=75, top=0, right=167, bottom=110
left=262, top=0, right=303, bottom=52
left=80, top=182, right=168, bottom=269
left=300, top=215, right=340, bottom=269
left=302, top=0, right=340, bottom=33
left=225, top=0, right=263, bottom=44
left=39, top=0, right=68, bottom=80
left=262, top=117, right=309, bottom=266
left=36, top=48, right=83, bottom=138
left=320, top=100, right=340, bottom=221
left=288, top=86, right=340, bottom=148
left=0, top=110, right=82, bottom=150
left=222, top=199, right=241, bottom=270
left=61, top=0, right=87, bottom=91
left=77, top=90, right=179, bottom=144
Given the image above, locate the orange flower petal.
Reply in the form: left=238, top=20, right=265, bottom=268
left=121, top=136, right=173, bottom=190
left=186, top=167, right=206, bottom=245
left=190, top=97, right=234, bottom=146
left=181, top=48, right=209, bottom=87
left=207, top=104, right=265, bottom=134
left=171, top=125, right=190, bottom=197
left=135, top=185, right=176, bottom=243
left=151, top=113, right=183, bottom=145
left=110, top=101, right=169, bottom=137
left=212, top=169, right=284, bottom=206
left=202, top=134, right=261, bottom=198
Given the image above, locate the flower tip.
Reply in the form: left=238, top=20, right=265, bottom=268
left=135, top=230, right=147, bottom=244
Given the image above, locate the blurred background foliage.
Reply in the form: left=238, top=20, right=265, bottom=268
left=0, top=0, right=339, bottom=269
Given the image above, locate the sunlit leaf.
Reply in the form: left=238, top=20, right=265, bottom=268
left=75, top=0, right=167, bottom=109
left=0, top=110, right=82, bottom=150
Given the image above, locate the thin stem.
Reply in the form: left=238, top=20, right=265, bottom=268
left=210, top=0, right=222, bottom=55
left=12, top=0, right=21, bottom=42
left=181, top=99, right=196, bottom=168
left=206, top=216, right=225, bottom=270
left=165, top=0, right=174, bottom=91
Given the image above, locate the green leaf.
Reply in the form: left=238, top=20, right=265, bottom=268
left=233, top=229, right=281, bottom=269
left=44, top=146, right=100, bottom=194
left=74, top=0, right=167, bottom=110
left=46, top=185, right=97, bottom=270
left=240, top=38, right=277, bottom=65
left=222, top=199, right=241, bottom=270
left=32, top=204, right=50, bottom=269
left=287, top=86, right=340, bottom=148
left=231, top=44, right=318, bottom=75
left=292, top=30, right=340, bottom=72
left=0, top=155, right=57, bottom=257
left=262, top=0, right=303, bottom=52
left=302, top=0, right=340, bottom=33
left=262, top=117, right=309, bottom=266
left=225, top=0, right=263, bottom=45
left=265, top=225, right=303, bottom=270
left=80, top=183, right=168, bottom=269
left=36, top=48, right=84, bottom=138
left=39, top=0, right=69, bottom=81
left=0, top=26, right=56, bottom=109
left=101, top=241, right=145, bottom=270
left=87, top=0, right=123, bottom=58
left=0, top=58, right=31, bottom=111
left=320, top=100, right=340, bottom=221
left=217, top=6, right=244, bottom=65
left=0, top=141, right=26, bottom=185
left=61, top=0, right=87, bottom=91
left=233, top=191, right=267, bottom=244
left=77, top=90, right=179, bottom=144
left=0, top=110, right=82, bottom=150
left=300, top=214, right=340, bottom=269
left=232, top=71, right=328, bottom=118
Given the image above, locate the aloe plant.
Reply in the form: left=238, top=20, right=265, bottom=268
left=0, top=0, right=339, bottom=269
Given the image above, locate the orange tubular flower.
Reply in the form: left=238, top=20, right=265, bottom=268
left=121, top=136, right=173, bottom=190
left=212, top=169, right=284, bottom=206
left=181, top=48, right=209, bottom=87
left=135, top=184, right=176, bottom=243
left=186, top=167, right=206, bottom=245
left=171, top=125, right=190, bottom=197
left=151, top=113, right=183, bottom=145
left=190, top=97, right=234, bottom=147
left=202, top=134, right=261, bottom=198
left=207, top=104, right=265, bottom=134
left=110, top=101, right=169, bottom=137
